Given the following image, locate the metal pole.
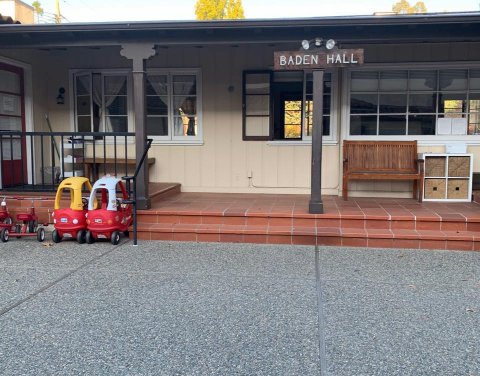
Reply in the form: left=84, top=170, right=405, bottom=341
left=309, top=69, right=324, bottom=214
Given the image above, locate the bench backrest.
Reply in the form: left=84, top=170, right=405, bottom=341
left=343, top=141, right=418, bottom=173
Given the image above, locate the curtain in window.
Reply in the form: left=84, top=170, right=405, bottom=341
left=103, top=76, right=127, bottom=132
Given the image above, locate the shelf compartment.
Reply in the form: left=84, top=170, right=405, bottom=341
left=448, top=156, right=470, bottom=177
left=424, top=178, right=446, bottom=199
left=425, top=156, right=446, bottom=177
left=447, top=179, right=469, bottom=199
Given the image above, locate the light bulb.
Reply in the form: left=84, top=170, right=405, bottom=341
left=325, top=39, right=336, bottom=50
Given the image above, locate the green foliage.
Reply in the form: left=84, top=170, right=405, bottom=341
left=32, top=1, right=44, bottom=16
left=195, top=0, right=245, bottom=20
left=392, top=0, right=427, bottom=14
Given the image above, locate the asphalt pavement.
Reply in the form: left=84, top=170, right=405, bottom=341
left=0, top=236, right=479, bottom=375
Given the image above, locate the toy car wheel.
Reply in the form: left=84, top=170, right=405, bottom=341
left=28, top=220, right=36, bottom=233
left=15, top=224, right=21, bottom=238
left=111, top=231, right=120, bottom=245
left=3, top=217, right=12, bottom=225
left=37, top=227, right=45, bottom=242
left=52, top=229, right=62, bottom=243
left=77, top=230, right=86, bottom=244
left=0, top=228, right=9, bottom=243
left=86, top=231, right=95, bottom=244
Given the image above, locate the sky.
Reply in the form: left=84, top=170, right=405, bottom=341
left=36, top=0, right=480, bottom=23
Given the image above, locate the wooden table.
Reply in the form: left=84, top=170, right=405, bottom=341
left=83, top=157, right=155, bottom=181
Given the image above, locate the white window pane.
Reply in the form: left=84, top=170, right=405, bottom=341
left=173, top=75, right=196, bottom=95
left=440, top=70, right=467, bottom=91
left=0, top=70, right=20, bottom=94
left=174, top=96, right=196, bottom=115
left=246, top=95, right=269, bottom=116
left=245, top=73, right=270, bottom=94
left=105, top=95, right=127, bottom=116
left=104, top=75, right=127, bottom=95
left=105, top=116, right=127, bottom=132
left=76, top=75, right=90, bottom=95
left=2, top=139, right=22, bottom=159
left=0, top=94, right=21, bottom=116
left=245, top=117, right=269, bottom=137
left=351, top=71, right=378, bottom=92
left=147, top=75, right=168, bottom=95
left=0, top=116, right=21, bottom=131
left=147, top=116, right=169, bottom=136
left=76, top=95, right=91, bottom=116
left=147, top=96, right=168, bottom=115
left=77, top=116, right=91, bottom=133
left=379, top=71, right=407, bottom=91
left=173, top=115, right=197, bottom=136
left=409, top=71, right=437, bottom=91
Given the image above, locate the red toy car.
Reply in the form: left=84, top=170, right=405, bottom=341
left=85, top=176, right=132, bottom=245
left=52, top=177, right=94, bottom=243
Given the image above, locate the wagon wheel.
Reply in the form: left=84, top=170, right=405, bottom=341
left=76, top=229, right=86, bottom=244
left=86, top=231, right=95, bottom=244
left=111, top=231, right=120, bottom=245
left=3, top=217, right=12, bottom=225
left=52, top=229, right=62, bottom=243
left=28, top=220, right=36, bottom=233
left=0, top=228, right=9, bottom=243
left=37, top=227, right=45, bottom=242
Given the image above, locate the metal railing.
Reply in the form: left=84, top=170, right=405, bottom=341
left=0, top=131, right=135, bottom=191
left=122, top=138, right=153, bottom=246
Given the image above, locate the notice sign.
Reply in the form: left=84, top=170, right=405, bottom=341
left=274, top=49, right=364, bottom=70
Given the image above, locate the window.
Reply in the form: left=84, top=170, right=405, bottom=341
left=243, top=70, right=332, bottom=141
left=73, top=71, right=130, bottom=134
left=349, top=68, right=480, bottom=136
left=146, top=70, right=202, bottom=143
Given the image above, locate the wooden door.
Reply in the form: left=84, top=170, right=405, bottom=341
left=0, top=62, right=26, bottom=187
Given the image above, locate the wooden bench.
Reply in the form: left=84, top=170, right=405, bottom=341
left=83, top=157, right=155, bottom=181
left=342, top=141, right=424, bottom=201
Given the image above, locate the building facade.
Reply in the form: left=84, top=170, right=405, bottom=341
left=1, top=13, right=480, bottom=201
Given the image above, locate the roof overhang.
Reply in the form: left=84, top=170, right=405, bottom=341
left=1, top=12, right=480, bottom=49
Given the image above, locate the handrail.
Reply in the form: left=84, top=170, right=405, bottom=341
left=122, top=138, right=153, bottom=246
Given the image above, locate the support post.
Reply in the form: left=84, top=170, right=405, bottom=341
left=120, top=44, right=156, bottom=209
left=309, top=69, right=324, bottom=214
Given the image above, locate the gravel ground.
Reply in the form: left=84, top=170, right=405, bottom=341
left=0, top=237, right=479, bottom=375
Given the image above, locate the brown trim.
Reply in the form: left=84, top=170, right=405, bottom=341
left=242, top=70, right=271, bottom=141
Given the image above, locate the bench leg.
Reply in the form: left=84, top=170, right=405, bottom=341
left=342, top=177, right=348, bottom=200
left=413, top=180, right=418, bottom=200
left=418, top=178, right=424, bottom=203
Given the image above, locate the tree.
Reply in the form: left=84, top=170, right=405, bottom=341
left=31, top=1, right=44, bottom=23
left=392, top=0, right=427, bottom=14
left=195, top=0, right=245, bottom=20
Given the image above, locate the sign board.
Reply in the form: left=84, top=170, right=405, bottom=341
left=274, top=49, right=364, bottom=70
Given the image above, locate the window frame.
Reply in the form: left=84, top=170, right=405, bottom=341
left=70, top=69, right=133, bottom=136
left=343, top=62, right=480, bottom=144
left=146, top=68, right=203, bottom=145
left=242, top=69, right=337, bottom=143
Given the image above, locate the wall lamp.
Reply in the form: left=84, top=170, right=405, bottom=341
left=56, top=87, right=65, bottom=105
left=301, top=38, right=336, bottom=50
